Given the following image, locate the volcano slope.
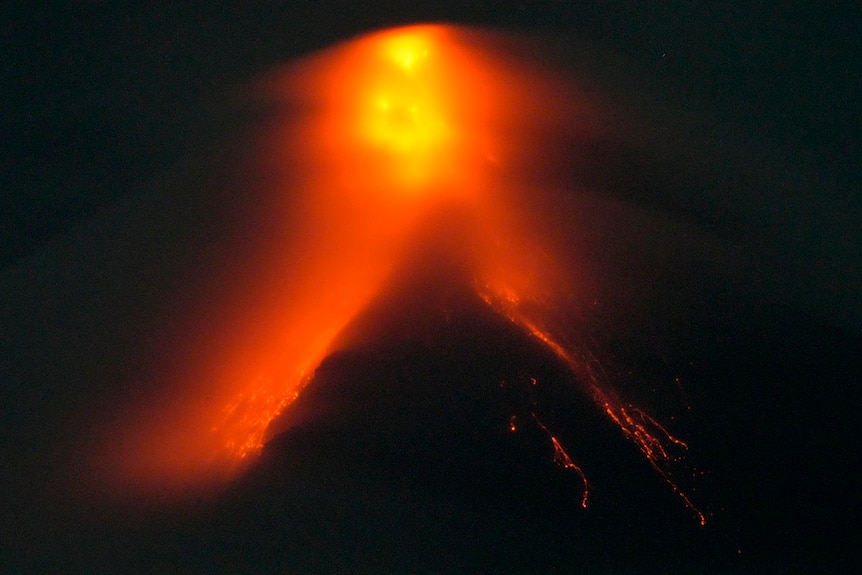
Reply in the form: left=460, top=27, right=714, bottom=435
left=134, top=210, right=862, bottom=574
left=180, top=222, right=719, bottom=574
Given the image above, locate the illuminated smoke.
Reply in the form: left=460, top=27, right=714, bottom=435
left=92, top=25, right=704, bottom=522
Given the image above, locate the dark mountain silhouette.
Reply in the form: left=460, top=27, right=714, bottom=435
left=119, top=208, right=860, bottom=575
left=184, top=209, right=719, bottom=574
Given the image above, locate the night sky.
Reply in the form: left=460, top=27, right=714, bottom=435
left=2, top=2, right=861, bottom=573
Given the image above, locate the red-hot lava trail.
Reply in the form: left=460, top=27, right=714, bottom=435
left=83, top=24, right=704, bottom=522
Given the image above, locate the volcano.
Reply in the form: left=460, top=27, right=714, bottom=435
left=190, top=211, right=713, bottom=573
left=3, top=14, right=860, bottom=575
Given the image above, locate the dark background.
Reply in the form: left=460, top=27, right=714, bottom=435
left=2, top=2, right=861, bottom=573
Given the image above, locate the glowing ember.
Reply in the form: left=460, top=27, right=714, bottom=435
left=93, top=23, right=706, bottom=524
left=532, top=414, right=589, bottom=509
left=479, top=285, right=706, bottom=524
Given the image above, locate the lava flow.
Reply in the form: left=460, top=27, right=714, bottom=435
left=93, top=24, right=705, bottom=523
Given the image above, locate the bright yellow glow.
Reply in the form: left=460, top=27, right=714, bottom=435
left=274, top=25, right=509, bottom=197
left=391, top=45, right=428, bottom=70
left=356, top=29, right=459, bottom=188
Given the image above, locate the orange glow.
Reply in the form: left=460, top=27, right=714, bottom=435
left=267, top=25, right=507, bottom=199
left=89, top=24, right=705, bottom=524
left=92, top=24, right=540, bottom=492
